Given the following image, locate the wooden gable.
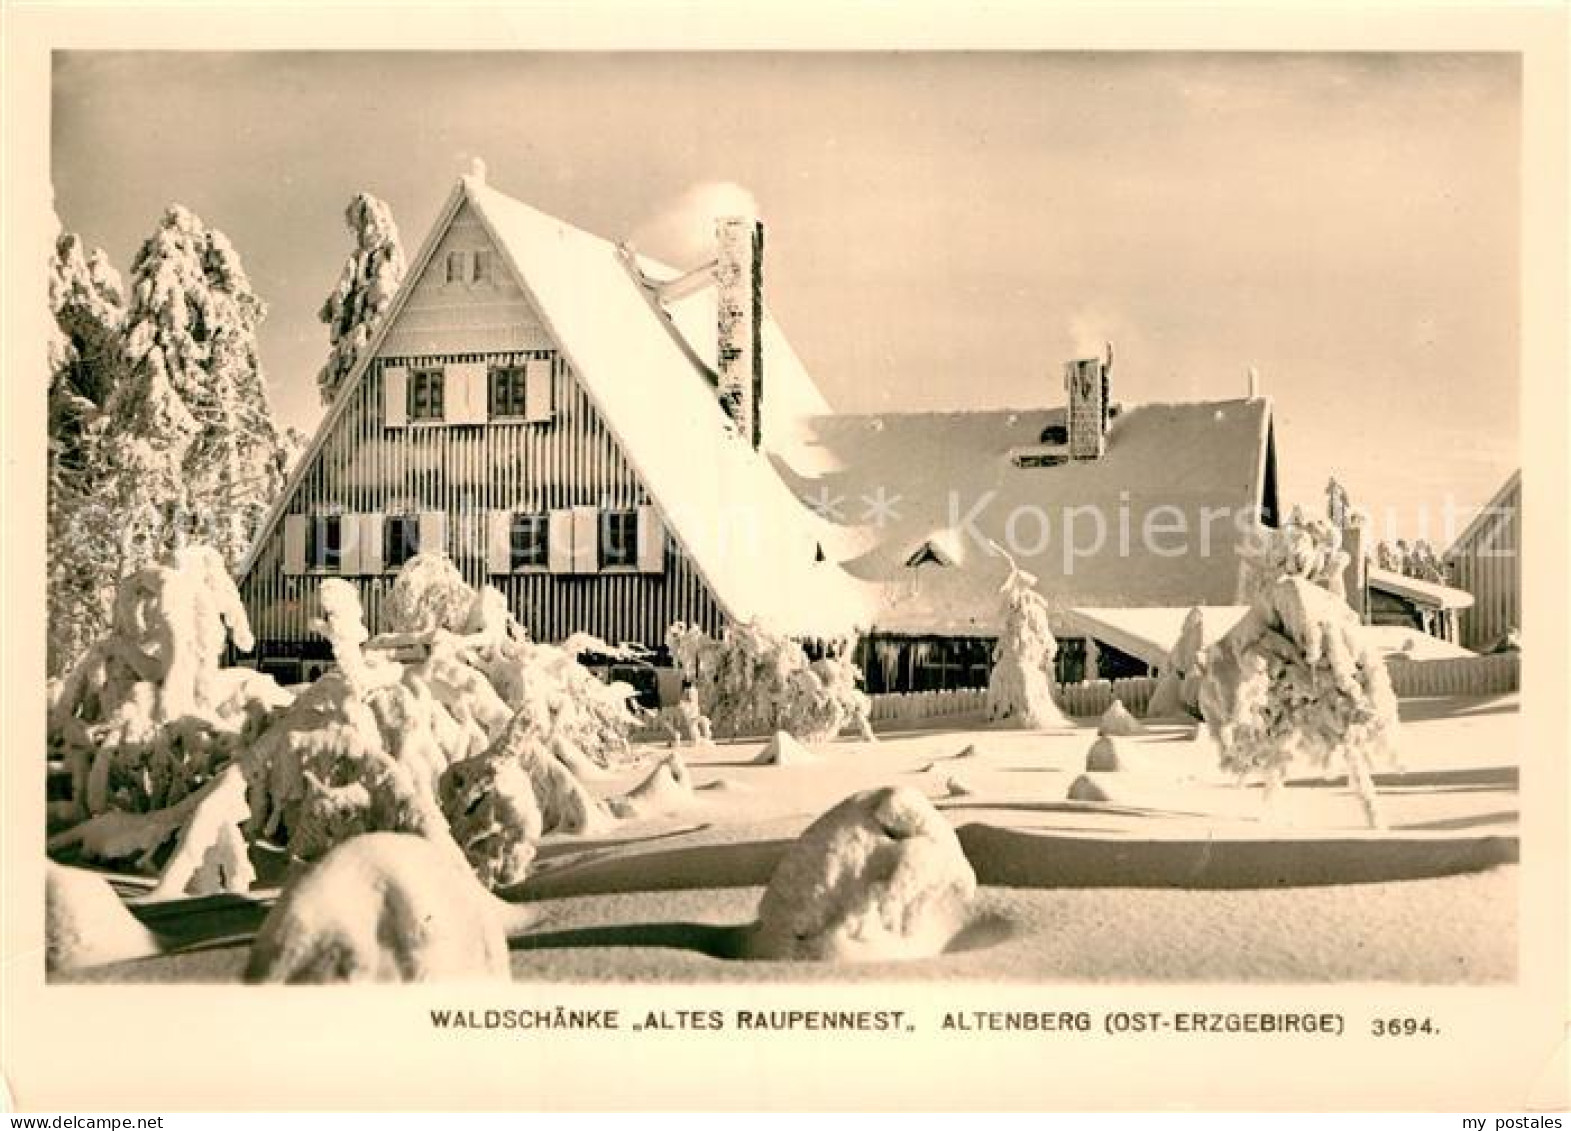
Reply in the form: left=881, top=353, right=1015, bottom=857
left=238, top=188, right=726, bottom=652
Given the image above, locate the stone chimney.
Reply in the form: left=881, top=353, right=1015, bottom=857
left=714, top=216, right=764, bottom=448
left=1064, top=347, right=1112, bottom=460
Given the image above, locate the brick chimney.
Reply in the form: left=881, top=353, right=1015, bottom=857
left=1064, top=347, right=1112, bottom=460
left=714, top=216, right=764, bottom=448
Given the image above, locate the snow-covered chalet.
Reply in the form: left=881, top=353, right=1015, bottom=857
left=237, top=169, right=1281, bottom=693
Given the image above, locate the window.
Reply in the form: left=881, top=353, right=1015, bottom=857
left=509, top=512, right=549, bottom=570
left=408, top=368, right=444, bottom=422
left=385, top=514, right=420, bottom=570
left=599, top=509, right=639, bottom=569
left=488, top=358, right=554, bottom=422
left=444, top=251, right=468, bottom=285
left=489, top=367, right=529, bottom=418
left=306, top=515, right=344, bottom=572
left=471, top=249, right=492, bottom=284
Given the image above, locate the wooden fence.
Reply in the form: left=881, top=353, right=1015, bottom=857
left=867, top=676, right=1158, bottom=726
left=865, top=653, right=1518, bottom=727
left=1384, top=652, right=1519, bottom=698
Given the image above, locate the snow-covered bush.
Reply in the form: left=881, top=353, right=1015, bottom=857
left=383, top=552, right=476, bottom=635
left=983, top=561, right=1067, bottom=728
left=438, top=753, right=541, bottom=890
left=1236, top=509, right=1349, bottom=604
left=666, top=621, right=872, bottom=741
left=240, top=560, right=638, bottom=879
left=241, top=579, right=484, bottom=861
left=1146, top=606, right=1206, bottom=719
left=48, top=544, right=290, bottom=824
left=1199, top=574, right=1399, bottom=827
left=317, top=192, right=406, bottom=405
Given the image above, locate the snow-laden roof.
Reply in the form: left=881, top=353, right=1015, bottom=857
left=463, top=179, right=877, bottom=638
left=768, top=399, right=1274, bottom=633
left=1062, top=605, right=1475, bottom=667
left=1367, top=566, right=1475, bottom=610
left=1362, top=626, right=1475, bottom=661
left=1059, top=605, right=1249, bottom=667
left=247, top=173, right=1277, bottom=643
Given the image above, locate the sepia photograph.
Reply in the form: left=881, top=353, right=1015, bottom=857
left=5, top=3, right=1567, bottom=1114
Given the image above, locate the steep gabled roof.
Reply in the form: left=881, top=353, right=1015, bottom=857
left=1444, top=468, right=1521, bottom=561
left=462, top=180, right=877, bottom=637
left=242, top=175, right=875, bottom=638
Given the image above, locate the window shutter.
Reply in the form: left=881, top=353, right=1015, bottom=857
left=446, top=362, right=487, bottom=425
left=524, top=357, right=554, bottom=423
left=360, top=513, right=385, bottom=575
left=283, top=515, right=308, bottom=575
left=636, top=505, right=665, bottom=573
left=418, top=510, right=447, bottom=559
left=486, top=511, right=513, bottom=575
left=384, top=366, right=408, bottom=428
left=336, top=513, right=362, bottom=576
left=571, top=506, right=599, bottom=573
left=548, top=509, right=574, bottom=575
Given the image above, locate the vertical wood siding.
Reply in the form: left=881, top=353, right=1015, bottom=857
left=1446, top=476, right=1521, bottom=651
left=240, top=202, right=726, bottom=653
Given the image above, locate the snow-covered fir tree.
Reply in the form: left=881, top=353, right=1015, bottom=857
left=984, top=554, right=1068, bottom=728
left=316, top=192, right=405, bottom=405
left=105, top=205, right=288, bottom=576
left=47, top=226, right=127, bottom=676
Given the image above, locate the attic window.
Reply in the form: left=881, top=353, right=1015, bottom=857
left=471, top=249, right=492, bottom=284
left=906, top=541, right=958, bottom=568
left=445, top=250, right=469, bottom=285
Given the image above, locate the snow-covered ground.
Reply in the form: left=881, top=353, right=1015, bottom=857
left=50, top=691, right=1518, bottom=985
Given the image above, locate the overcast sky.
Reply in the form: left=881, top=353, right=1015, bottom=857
left=52, top=51, right=1520, bottom=543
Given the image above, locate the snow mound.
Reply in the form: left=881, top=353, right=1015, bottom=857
left=1066, top=774, right=1113, bottom=803
left=245, top=832, right=511, bottom=984
left=954, top=743, right=982, bottom=759
left=1097, top=699, right=1147, bottom=736
left=46, top=863, right=160, bottom=974
left=754, top=730, right=817, bottom=767
left=749, top=786, right=977, bottom=961
left=609, top=754, right=694, bottom=819
left=1086, top=735, right=1124, bottom=773
left=944, top=775, right=976, bottom=798
left=697, top=777, right=751, bottom=794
